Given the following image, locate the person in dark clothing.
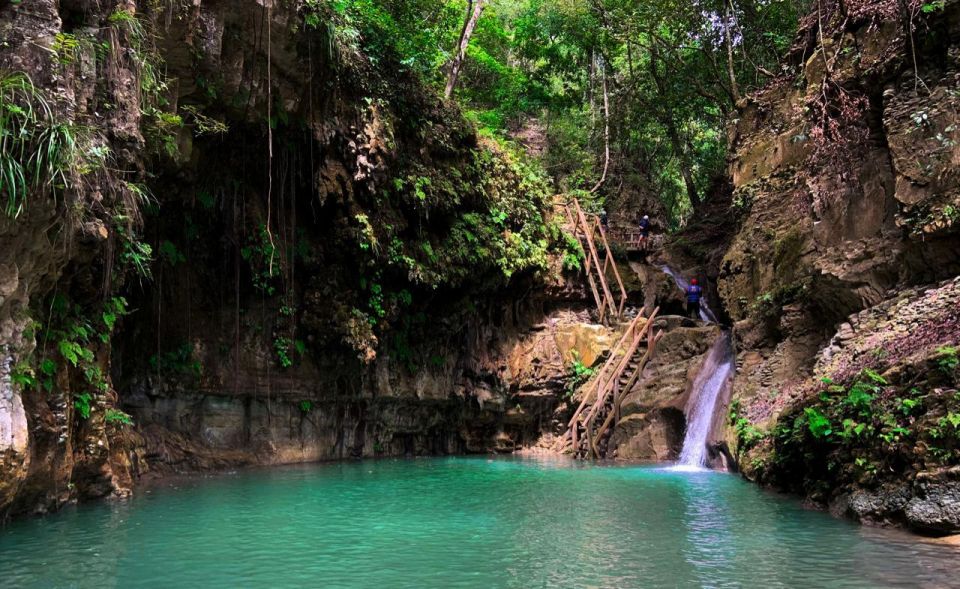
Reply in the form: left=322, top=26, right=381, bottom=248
left=686, top=278, right=703, bottom=320
left=599, top=210, right=608, bottom=230
left=638, top=215, right=650, bottom=237
left=638, top=215, right=650, bottom=249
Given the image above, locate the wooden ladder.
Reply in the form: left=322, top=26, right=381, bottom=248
left=553, top=307, right=665, bottom=459
left=562, top=198, right=628, bottom=325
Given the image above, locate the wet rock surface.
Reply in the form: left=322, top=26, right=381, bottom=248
left=906, top=468, right=960, bottom=534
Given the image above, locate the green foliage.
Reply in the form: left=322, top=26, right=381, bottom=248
left=804, top=407, right=833, bottom=439
left=159, top=240, right=186, bottom=266
left=729, top=400, right=766, bottom=453
left=118, top=227, right=154, bottom=280
left=936, top=346, right=958, bottom=374
left=273, top=335, right=306, bottom=369
left=179, top=105, right=229, bottom=136
left=105, top=408, right=134, bottom=426
left=150, top=343, right=202, bottom=378
left=766, top=361, right=960, bottom=497
left=749, top=281, right=808, bottom=321
left=10, top=362, right=37, bottom=390
left=15, top=297, right=124, bottom=426
left=109, top=9, right=181, bottom=159
left=560, top=231, right=584, bottom=270
left=921, top=1, right=947, bottom=13
left=274, top=336, right=293, bottom=368
left=74, top=392, right=93, bottom=419
left=380, top=137, right=553, bottom=290
left=298, top=400, right=314, bottom=414
left=428, top=0, right=802, bottom=224
left=564, top=351, right=595, bottom=398
left=241, top=225, right=280, bottom=295
left=302, top=0, right=461, bottom=76
left=23, top=296, right=130, bottom=419
left=0, top=73, right=85, bottom=217
left=52, top=33, right=83, bottom=65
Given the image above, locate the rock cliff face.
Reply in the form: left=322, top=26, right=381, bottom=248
left=0, top=0, right=147, bottom=516
left=0, top=0, right=575, bottom=517
left=718, top=0, right=960, bottom=533
left=611, top=323, right=719, bottom=461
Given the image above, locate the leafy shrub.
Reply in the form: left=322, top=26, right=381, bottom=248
left=564, top=351, right=595, bottom=398
left=936, top=346, right=958, bottom=374
left=105, top=409, right=134, bottom=426
left=729, top=400, right=767, bottom=452
left=0, top=73, right=85, bottom=217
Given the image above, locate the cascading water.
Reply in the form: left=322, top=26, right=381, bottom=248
left=659, top=265, right=718, bottom=324
left=658, top=265, right=733, bottom=470
left=674, top=333, right=734, bottom=469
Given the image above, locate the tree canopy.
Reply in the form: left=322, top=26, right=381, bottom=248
left=315, top=0, right=807, bottom=226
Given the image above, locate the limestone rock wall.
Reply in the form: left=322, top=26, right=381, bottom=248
left=721, top=1, right=960, bottom=395
left=0, top=0, right=569, bottom=518
left=0, top=0, right=147, bottom=516
left=718, top=0, right=960, bottom=533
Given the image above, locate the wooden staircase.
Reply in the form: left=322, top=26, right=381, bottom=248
left=561, top=198, right=628, bottom=325
left=554, top=307, right=665, bottom=459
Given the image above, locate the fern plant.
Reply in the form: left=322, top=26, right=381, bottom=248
left=0, top=72, right=79, bottom=217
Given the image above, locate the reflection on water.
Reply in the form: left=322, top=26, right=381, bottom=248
left=0, top=456, right=957, bottom=588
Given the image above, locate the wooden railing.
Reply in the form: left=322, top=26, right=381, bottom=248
left=553, top=306, right=664, bottom=458
left=610, top=230, right=664, bottom=252
left=560, top=197, right=628, bottom=324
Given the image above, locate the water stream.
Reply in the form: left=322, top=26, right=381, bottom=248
left=675, top=333, right=734, bottom=469
left=659, top=265, right=731, bottom=469
left=0, top=457, right=956, bottom=588
left=659, top=265, right=718, bottom=324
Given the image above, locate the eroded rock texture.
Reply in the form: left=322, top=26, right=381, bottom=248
left=719, top=0, right=960, bottom=533
left=0, top=0, right=569, bottom=516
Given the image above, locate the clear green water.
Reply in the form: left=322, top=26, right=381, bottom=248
left=1, top=457, right=957, bottom=588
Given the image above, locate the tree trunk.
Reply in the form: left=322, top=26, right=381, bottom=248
left=590, top=64, right=611, bottom=194
left=444, top=0, right=487, bottom=100
left=648, top=43, right=699, bottom=206
left=724, top=1, right=742, bottom=103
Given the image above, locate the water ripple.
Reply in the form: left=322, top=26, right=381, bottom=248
left=0, top=456, right=957, bottom=588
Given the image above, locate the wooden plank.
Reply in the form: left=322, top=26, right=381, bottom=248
left=595, top=221, right=628, bottom=316
left=573, top=200, right=616, bottom=323
left=591, top=329, right=664, bottom=451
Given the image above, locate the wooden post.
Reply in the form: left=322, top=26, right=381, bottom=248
left=591, top=329, right=664, bottom=451
left=595, top=220, right=628, bottom=316
left=573, top=200, right=616, bottom=323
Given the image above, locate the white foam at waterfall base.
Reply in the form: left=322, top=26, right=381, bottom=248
left=671, top=334, right=734, bottom=470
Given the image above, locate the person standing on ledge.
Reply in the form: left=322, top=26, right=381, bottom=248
left=686, top=278, right=703, bottom=320
left=638, top=214, right=651, bottom=248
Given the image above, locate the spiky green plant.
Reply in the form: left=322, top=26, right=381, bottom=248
left=0, top=73, right=78, bottom=217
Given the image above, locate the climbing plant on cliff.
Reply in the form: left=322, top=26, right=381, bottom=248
left=0, top=73, right=83, bottom=217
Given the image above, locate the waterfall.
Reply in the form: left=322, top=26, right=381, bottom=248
left=675, top=333, right=734, bottom=469
left=659, top=265, right=718, bottom=324
left=656, top=265, right=733, bottom=470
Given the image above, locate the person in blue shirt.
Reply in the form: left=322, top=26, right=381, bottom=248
left=686, top=278, right=703, bottom=320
